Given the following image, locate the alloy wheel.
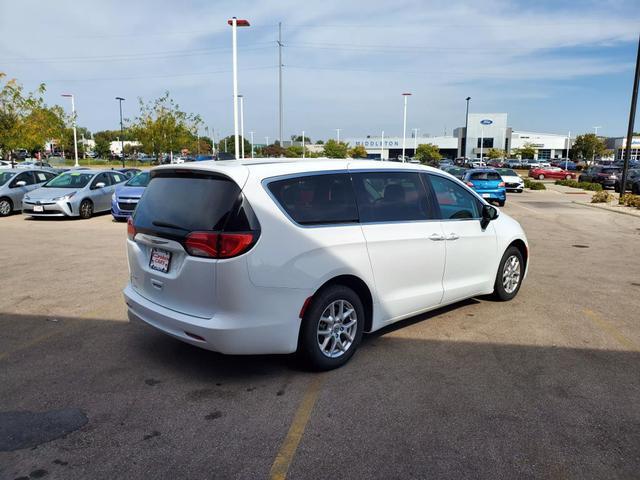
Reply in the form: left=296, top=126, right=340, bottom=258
left=317, top=299, right=358, bottom=358
left=80, top=201, right=93, bottom=218
left=0, top=200, right=10, bottom=216
left=502, top=255, right=521, bottom=294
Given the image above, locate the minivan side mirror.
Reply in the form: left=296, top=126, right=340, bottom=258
left=94, top=182, right=106, bottom=189
left=13, top=180, right=27, bottom=188
left=480, top=204, right=499, bottom=230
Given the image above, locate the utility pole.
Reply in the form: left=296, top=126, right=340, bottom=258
left=619, top=34, right=640, bottom=202
left=464, top=97, right=471, bottom=160
left=302, top=130, right=305, bottom=159
left=336, top=128, right=341, bottom=143
left=381, top=130, right=385, bottom=160
left=278, top=22, right=283, bottom=147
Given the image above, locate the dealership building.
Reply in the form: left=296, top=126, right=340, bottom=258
left=346, top=113, right=572, bottom=160
left=606, top=136, right=640, bottom=161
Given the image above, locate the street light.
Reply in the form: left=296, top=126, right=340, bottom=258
left=227, top=17, right=250, bottom=160
left=592, top=126, right=602, bottom=164
left=413, top=128, right=419, bottom=155
left=61, top=93, right=79, bottom=167
left=239, top=94, right=245, bottom=159
left=380, top=130, right=385, bottom=160
left=336, top=128, right=341, bottom=143
left=250, top=131, right=254, bottom=159
left=401, top=93, right=411, bottom=162
left=115, top=97, right=125, bottom=168
left=302, top=130, right=306, bottom=159
left=464, top=96, right=471, bottom=160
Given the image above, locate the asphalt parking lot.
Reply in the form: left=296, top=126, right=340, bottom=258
left=1, top=189, right=640, bottom=480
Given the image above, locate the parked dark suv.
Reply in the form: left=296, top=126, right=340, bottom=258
left=614, top=168, right=640, bottom=194
left=578, top=166, right=621, bottom=189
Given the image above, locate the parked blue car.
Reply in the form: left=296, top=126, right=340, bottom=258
left=462, top=168, right=506, bottom=206
left=111, top=171, right=150, bottom=221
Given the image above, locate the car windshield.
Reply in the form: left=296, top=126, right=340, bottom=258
left=602, top=167, right=621, bottom=173
left=125, top=171, right=150, bottom=187
left=469, top=171, right=501, bottom=180
left=44, top=172, right=94, bottom=188
left=0, top=171, right=17, bottom=186
left=496, top=169, right=517, bottom=176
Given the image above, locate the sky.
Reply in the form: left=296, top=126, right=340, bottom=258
left=0, top=0, right=638, bottom=143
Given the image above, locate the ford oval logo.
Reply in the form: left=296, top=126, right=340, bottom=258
left=480, top=119, right=493, bottom=125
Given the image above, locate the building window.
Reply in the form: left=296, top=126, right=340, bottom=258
left=538, top=149, right=551, bottom=159
left=477, top=138, right=494, bottom=148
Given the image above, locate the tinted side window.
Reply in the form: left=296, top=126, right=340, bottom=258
left=12, top=172, right=35, bottom=186
left=427, top=175, right=481, bottom=220
left=268, top=173, right=358, bottom=225
left=92, top=173, right=110, bottom=188
left=352, top=171, right=432, bottom=222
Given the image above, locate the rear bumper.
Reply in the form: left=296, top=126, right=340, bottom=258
left=475, top=189, right=506, bottom=200
left=123, top=284, right=303, bottom=355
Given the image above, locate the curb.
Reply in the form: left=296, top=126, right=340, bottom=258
left=571, top=201, right=640, bottom=219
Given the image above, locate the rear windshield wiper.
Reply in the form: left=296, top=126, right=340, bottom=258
left=152, top=220, right=189, bottom=231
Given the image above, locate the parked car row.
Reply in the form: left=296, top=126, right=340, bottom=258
left=0, top=167, right=147, bottom=219
left=439, top=164, right=525, bottom=205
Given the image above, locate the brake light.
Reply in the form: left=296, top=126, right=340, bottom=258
left=185, top=232, right=255, bottom=259
left=499, top=181, right=505, bottom=187
left=127, top=217, right=136, bottom=240
left=465, top=181, right=474, bottom=187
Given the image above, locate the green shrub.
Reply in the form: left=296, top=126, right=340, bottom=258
left=620, top=194, right=640, bottom=208
left=591, top=191, right=614, bottom=203
left=528, top=181, right=546, bottom=190
left=555, top=179, right=602, bottom=191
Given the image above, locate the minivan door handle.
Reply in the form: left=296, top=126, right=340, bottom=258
left=445, top=233, right=460, bottom=241
left=428, top=233, right=445, bottom=241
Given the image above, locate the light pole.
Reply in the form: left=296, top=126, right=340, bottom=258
left=592, top=126, right=602, bottom=164
left=565, top=131, right=571, bottom=169
left=480, top=125, right=484, bottom=162
left=413, top=128, right=419, bottom=156
left=336, top=128, right=341, bottom=143
left=239, top=94, right=245, bottom=159
left=401, top=93, right=411, bottom=162
left=619, top=33, right=640, bottom=202
left=302, top=131, right=305, bottom=159
left=61, top=93, right=79, bottom=167
left=116, top=98, right=127, bottom=164
left=381, top=130, right=385, bottom=160
left=593, top=126, right=601, bottom=135
left=227, top=17, right=250, bottom=160
left=464, top=96, right=471, bottom=160
left=250, top=131, right=254, bottom=159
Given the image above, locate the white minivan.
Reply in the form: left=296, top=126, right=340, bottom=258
left=124, top=159, right=529, bottom=370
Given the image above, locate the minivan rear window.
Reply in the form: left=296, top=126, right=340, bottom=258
left=267, top=173, right=358, bottom=225
left=133, top=171, right=243, bottom=238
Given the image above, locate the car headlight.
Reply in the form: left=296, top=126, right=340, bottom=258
left=53, top=192, right=76, bottom=201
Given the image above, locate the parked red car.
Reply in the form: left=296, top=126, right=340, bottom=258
left=529, top=167, right=575, bottom=180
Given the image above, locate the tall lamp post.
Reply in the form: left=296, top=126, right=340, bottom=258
left=619, top=33, right=640, bottom=202
left=239, top=94, right=245, bottom=159
left=250, top=131, right=254, bottom=159
left=381, top=130, right=385, bottom=160
left=61, top=93, right=79, bottom=168
left=115, top=97, right=125, bottom=168
left=227, top=17, right=250, bottom=160
left=413, top=128, right=419, bottom=156
left=336, top=128, right=341, bottom=143
left=401, top=93, right=412, bottom=162
left=302, top=130, right=306, bottom=159
left=464, top=96, right=471, bottom=160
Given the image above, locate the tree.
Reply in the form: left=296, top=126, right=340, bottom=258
left=512, top=142, right=537, bottom=159
left=291, top=135, right=311, bottom=143
left=486, top=148, right=505, bottom=160
left=285, top=145, right=303, bottom=157
left=263, top=142, right=286, bottom=157
left=572, top=133, right=607, bottom=162
left=414, top=143, right=442, bottom=166
left=0, top=73, right=66, bottom=161
left=217, top=135, right=251, bottom=157
left=131, top=92, right=201, bottom=161
left=315, top=140, right=324, bottom=145
left=323, top=139, right=349, bottom=158
left=94, top=137, right=111, bottom=158
left=349, top=144, right=368, bottom=158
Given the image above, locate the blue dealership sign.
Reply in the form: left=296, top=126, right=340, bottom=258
left=480, top=119, right=493, bottom=125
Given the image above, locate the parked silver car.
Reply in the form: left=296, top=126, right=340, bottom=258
left=0, top=169, right=58, bottom=217
left=22, top=169, right=127, bottom=219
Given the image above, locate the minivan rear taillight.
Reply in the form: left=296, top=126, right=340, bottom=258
left=127, top=217, right=136, bottom=240
left=185, top=232, right=255, bottom=259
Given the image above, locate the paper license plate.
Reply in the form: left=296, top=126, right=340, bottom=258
left=33, top=205, right=44, bottom=212
left=481, top=193, right=491, bottom=198
left=149, top=248, right=171, bottom=273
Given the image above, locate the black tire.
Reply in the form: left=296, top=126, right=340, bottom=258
left=516, top=189, right=523, bottom=193
left=298, top=285, right=365, bottom=371
left=497, top=200, right=505, bottom=207
left=492, top=246, right=524, bottom=301
left=79, top=199, right=93, bottom=219
left=0, top=197, right=12, bottom=217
